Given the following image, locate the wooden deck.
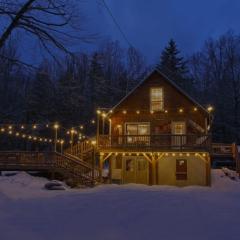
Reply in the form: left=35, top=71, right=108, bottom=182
left=98, top=134, right=211, bottom=152
left=0, top=151, right=99, bottom=187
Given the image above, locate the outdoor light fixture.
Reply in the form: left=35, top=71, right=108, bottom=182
left=194, top=107, right=198, bottom=112
left=207, top=106, right=214, bottom=113
left=54, top=123, right=59, bottom=129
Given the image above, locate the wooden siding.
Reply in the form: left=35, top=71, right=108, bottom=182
left=109, top=71, right=208, bottom=138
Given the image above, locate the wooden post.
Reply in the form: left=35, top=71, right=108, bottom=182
left=151, top=157, right=157, bottom=185
left=91, top=147, right=95, bottom=186
left=206, top=155, right=211, bottom=186
left=99, top=153, right=103, bottom=183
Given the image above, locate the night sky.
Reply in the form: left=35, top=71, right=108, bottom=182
left=6, top=0, right=240, bottom=65
left=87, top=0, right=240, bottom=63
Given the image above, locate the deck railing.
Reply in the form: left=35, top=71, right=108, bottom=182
left=98, top=134, right=211, bottom=151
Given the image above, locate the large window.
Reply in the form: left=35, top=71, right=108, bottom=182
left=125, top=123, right=150, bottom=144
left=150, top=88, right=164, bottom=112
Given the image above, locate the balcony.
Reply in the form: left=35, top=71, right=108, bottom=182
left=98, top=134, right=211, bottom=152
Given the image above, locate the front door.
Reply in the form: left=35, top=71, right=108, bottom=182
left=171, top=122, right=186, bottom=148
left=123, top=157, right=149, bottom=184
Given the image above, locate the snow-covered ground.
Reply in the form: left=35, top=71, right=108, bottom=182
left=0, top=170, right=240, bottom=240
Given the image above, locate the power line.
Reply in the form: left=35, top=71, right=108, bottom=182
left=101, top=0, right=133, bottom=48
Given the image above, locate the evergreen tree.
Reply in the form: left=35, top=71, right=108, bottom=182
left=88, top=53, right=108, bottom=109
left=158, top=39, right=189, bottom=89
left=26, top=66, right=56, bottom=123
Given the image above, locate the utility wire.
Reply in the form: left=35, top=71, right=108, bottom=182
left=101, top=0, right=133, bottom=48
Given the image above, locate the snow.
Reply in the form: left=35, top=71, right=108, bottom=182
left=0, top=170, right=240, bottom=240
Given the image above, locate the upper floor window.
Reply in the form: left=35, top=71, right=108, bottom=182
left=150, top=88, right=164, bottom=111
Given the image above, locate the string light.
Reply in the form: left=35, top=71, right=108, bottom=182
left=179, top=108, right=184, bottom=113
left=150, top=110, right=154, bottom=114
left=164, top=110, right=168, bottom=113
left=33, top=125, right=37, bottom=129
left=80, top=125, right=84, bottom=130
left=21, top=125, right=25, bottom=129
left=91, top=120, right=95, bottom=124
left=97, top=110, right=101, bottom=114
left=8, top=125, right=12, bottom=130
left=136, top=110, right=140, bottom=114
left=122, top=110, right=127, bottom=114
left=194, top=107, right=198, bottom=112
left=207, top=106, right=214, bottom=113
left=1, top=128, right=5, bottom=132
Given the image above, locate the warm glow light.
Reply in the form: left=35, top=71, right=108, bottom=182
left=150, top=110, right=154, bottom=114
left=44, top=138, right=47, bottom=142
left=164, top=110, right=168, bottom=113
left=22, top=134, right=26, bottom=138
left=194, top=107, right=198, bottom=112
left=54, top=123, right=59, bottom=129
left=207, top=106, right=214, bottom=113
left=8, top=131, right=12, bottom=135
left=28, top=136, right=32, bottom=139
left=179, top=153, right=183, bottom=156
left=109, top=110, right=113, bottom=113
left=46, top=124, right=49, bottom=128
left=80, top=125, right=84, bottom=129
left=136, top=110, right=140, bottom=114
left=122, top=110, right=127, bottom=114
left=186, top=153, right=190, bottom=157
left=91, top=120, right=95, bottom=124
left=91, top=140, right=96, bottom=145
left=172, top=153, right=176, bottom=156
left=39, top=138, right=43, bottom=141
left=202, top=153, right=206, bottom=157
left=33, top=125, right=37, bottom=129
left=16, top=132, right=19, bottom=136
left=33, top=137, right=37, bottom=141
left=1, top=128, right=5, bottom=132
left=21, top=125, right=24, bottom=129
left=61, top=140, right=64, bottom=144
left=165, top=153, right=169, bottom=156
left=8, top=125, right=12, bottom=130
left=49, top=139, right=52, bottom=143
left=70, top=129, right=75, bottom=134
left=102, top=113, right=106, bottom=118
left=179, top=108, right=184, bottom=113
left=97, top=110, right=101, bottom=114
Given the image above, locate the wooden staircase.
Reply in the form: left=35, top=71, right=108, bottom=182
left=0, top=150, right=99, bottom=187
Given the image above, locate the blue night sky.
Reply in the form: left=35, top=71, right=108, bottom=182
left=14, top=0, right=240, bottom=64
left=87, top=0, right=240, bottom=62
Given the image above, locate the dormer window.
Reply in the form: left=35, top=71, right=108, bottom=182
left=150, top=88, right=164, bottom=112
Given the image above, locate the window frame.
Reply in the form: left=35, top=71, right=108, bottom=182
left=150, top=87, right=164, bottom=112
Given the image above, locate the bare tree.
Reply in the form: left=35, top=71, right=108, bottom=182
left=0, top=0, right=93, bottom=63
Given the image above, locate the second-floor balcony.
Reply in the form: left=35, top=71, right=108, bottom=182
left=98, top=134, right=211, bottom=152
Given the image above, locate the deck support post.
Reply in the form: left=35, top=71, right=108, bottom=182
left=151, top=156, right=157, bottom=185
left=206, top=155, right=211, bottom=186
left=99, top=153, right=103, bottom=183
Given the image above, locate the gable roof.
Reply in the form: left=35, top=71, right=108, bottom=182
left=109, top=68, right=209, bottom=115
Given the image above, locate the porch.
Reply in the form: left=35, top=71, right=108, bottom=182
left=97, top=134, right=211, bottom=152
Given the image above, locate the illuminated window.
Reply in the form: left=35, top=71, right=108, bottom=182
left=150, top=88, right=164, bottom=111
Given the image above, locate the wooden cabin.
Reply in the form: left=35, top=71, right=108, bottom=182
left=97, top=69, right=212, bottom=186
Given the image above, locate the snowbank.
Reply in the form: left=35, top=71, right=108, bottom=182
left=0, top=170, right=240, bottom=240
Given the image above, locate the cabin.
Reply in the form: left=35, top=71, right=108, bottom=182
left=96, top=69, right=212, bottom=186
